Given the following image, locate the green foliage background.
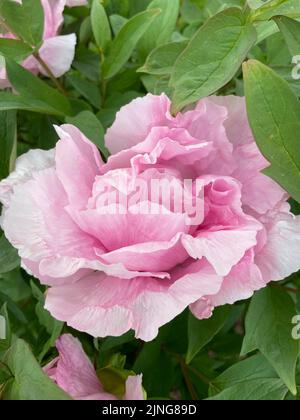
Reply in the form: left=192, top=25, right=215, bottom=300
left=0, top=0, right=300, bottom=401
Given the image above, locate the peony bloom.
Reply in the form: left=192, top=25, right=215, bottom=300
left=44, top=334, right=144, bottom=400
left=0, top=0, right=88, bottom=88
left=1, top=94, right=300, bottom=341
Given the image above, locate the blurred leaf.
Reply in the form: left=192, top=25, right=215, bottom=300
left=251, top=0, right=300, bottom=21
left=5, top=59, right=71, bottom=117
left=0, top=39, right=33, bottom=61
left=110, top=14, right=128, bottom=36
left=0, top=0, right=44, bottom=46
left=66, top=110, right=109, bottom=158
left=243, top=59, right=300, bottom=203
left=170, top=8, right=257, bottom=112
left=274, top=15, right=300, bottom=57
left=187, top=306, right=231, bottom=364
left=0, top=110, right=16, bottom=180
left=139, top=41, right=188, bottom=76
left=0, top=233, right=20, bottom=275
left=91, top=0, right=112, bottom=51
left=0, top=270, right=31, bottom=302
left=138, top=0, right=180, bottom=58
left=67, top=73, right=102, bottom=109
left=1, top=339, right=70, bottom=400
left=242, top=287, right=300, bottom=395
left=30, top=282, right=63, bottom=337
left=102, top=9, right=161, bottom=79
left=73, top=47, right=101, bottom=82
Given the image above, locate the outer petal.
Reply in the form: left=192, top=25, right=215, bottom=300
left=41, top=0, right=65, bottom=38
left=105, top=94, right=173, bottom=154
left=66, top=0, right=88, bottom=6
left=255, top=212, right=300, bottom=282
left=44, top=334, right=115, bottom=400
left=45, top=261, right=223, bottom=341
left=1, top=168, right=99, bottom=267
left=38, top=34, right=76, bottom=78
left=124, top=376, right=144, bottom=401
left=55, top=124, right=103, bottom=209
left=182, top=228, right=260, bottom=277
left=0, top=149, right=54, bottom=208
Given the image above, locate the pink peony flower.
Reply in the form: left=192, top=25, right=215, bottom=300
left=44, top=334, right=144, bottom=400
left=0, top=0, right=88, bottom=88
left=1, top=94, right=300, bottom=341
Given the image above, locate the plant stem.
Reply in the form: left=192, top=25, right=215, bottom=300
left=271, top=284, right=300, bottom=296
left=33, top=53, right=67, bottom=95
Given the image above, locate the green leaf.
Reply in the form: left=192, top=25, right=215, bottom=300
left=241, top=287, right=300, bottom=395
left=66, top=111, right=109, bottom=159
left=207, top=378, right=288, bottom=400
left=0, top=92, right=65, bottom=116
left=187, top=306, right=231, bottom=364
left=251, top=0, right=300, bottom=21
left=5, top=59, right=71, bottom=117
left=0, top=110, right=16, bottom=180
left=0, top=39, right=33, bottom=61
left=1, top=339, right=71, bottom=400
left=139, top=41, right=188, bottom=76
left=209, top=355, right=282, bottom=396
left=170, top=8, right=257, bottom=113
left=0, top=0, right=44, bottom=46
left=0, top=233, right=20, bottom=275
left=67, top=73, right=102, bottom=109
left=0, top=270, right=31, bottom=303
left=243, top=59, right=300, bottom=202
left=102, top=8, right=161, bottom=79
left=30, top=282, right=63, bottom=337
left=274, top=15, right=300, bottom=57
left=110, top=14, right=128, bottom=36
left=91, top=0, right=112, bottom=51
left=138, top=0, right=180, bottom=58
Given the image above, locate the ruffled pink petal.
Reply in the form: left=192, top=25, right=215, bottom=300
left=105, top=94, right=173, bottom=154
left=55, top=125, right=103, bottom=209
left=182, top=227, right=260, bottom=277
left=45, top=261, right=223, bottom=341
left=0, top=149, right=54, bottom=208
left=1, top=168, right=100, bottom=270
left=99, top=232, right=188, bottom=272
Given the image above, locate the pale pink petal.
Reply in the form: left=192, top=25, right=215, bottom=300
left=124, top=376, right=144, bottom=400
left=41, top=0, right=65, bottom=38
left=66, top=0, right=88, bottom=6
left=38, top=34, right=76, bottom=78
left=105, top=94, right=173, bottom=154
left=182, top=228, right=260, bottom=276
left=0, top=149, right=54, bottom=207
left=1, top=168, right=99, bottom=269
left=255, top=212, right=300, bottom=282
left=99, top=233, right=188, bottom=272
left=44, top=334, right=114, bottom=400
left=45, top=261, right=223, bottom=342
left=55, top=124, right=103, bottom=209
